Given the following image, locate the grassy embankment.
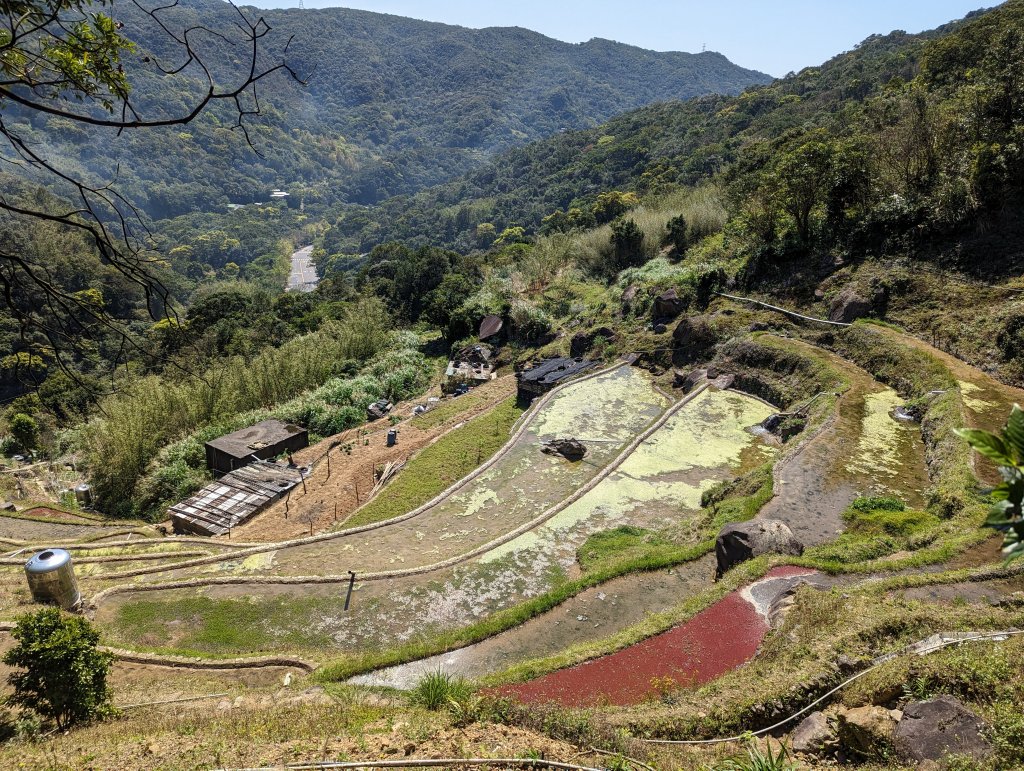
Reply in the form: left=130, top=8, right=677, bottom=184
left=344, top=397, right=524, bottom=528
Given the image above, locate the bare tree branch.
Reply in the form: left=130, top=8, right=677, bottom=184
left=0, top=0, right=307, bottom=397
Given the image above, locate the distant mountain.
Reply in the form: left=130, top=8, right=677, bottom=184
left=320, top=7, right=997, bottom=255
left=5, top=0, right=771, bottom=219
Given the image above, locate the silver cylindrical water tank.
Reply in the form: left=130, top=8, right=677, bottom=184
left=74, top=483, right=92, bottom=508
left=24, top=549, right=81, bottom=610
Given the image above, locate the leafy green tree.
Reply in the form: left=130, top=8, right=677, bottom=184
left=664, top=214, right=689, bottom=255
left=609, top=217, right=645, bottom=274
left=4, top=609, right=115, bottom=729
left=474, top=222, right=496, bottom=247
left=770, top=132, right=835, bottom=243
left=957, top=405, right=1024, bottom=561
left=494, top=226, right=527, bottom=246
left=8, top=413, right=38, bottom=453
left=592, top=191, right=640, bottom=225
left=423, top=273, right=477, bottom=343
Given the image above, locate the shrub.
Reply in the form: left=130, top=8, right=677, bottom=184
left=850, top=495, right=906, bottom=513
left=3, top=609, right=115, bottom=730
left=409, top=670, right=473, bottom=711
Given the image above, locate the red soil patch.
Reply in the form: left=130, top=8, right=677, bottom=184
left=494, top=566, right=809, bottom=707
left=18, top=507, right=98, bottom=524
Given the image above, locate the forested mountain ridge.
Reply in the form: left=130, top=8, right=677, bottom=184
left=4, top=0, right=770, bottom=220
left=321, top=14, right=980, bottom=254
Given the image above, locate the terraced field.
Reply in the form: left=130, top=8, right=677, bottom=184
left=0, top=326, right=1018, bottom=710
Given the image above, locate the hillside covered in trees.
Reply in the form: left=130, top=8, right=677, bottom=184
left=321, top=3, right=1020, bottom=257
left=3, top=0, right=770, bottom=221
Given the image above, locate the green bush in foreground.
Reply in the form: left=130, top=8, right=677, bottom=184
left=3, top=609, right=114, bottom=730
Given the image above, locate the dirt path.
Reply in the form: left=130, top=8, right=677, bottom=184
left=0, top=516, right=115, bottom=542
left=759, top=338, right=930, bottom=547
left=225, top=376, right=516, bottom=542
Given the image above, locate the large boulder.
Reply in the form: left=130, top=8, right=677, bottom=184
left=672, top=316, right=718, bottom=363
left=715, top=519, right=804, bottom=578
left=541, top=438, right=588, bottom=462
left=674, top=368, right=706, bottom=392
left=791, top=711, right=835, bottom=756
left=569, top=332, right=590, bottom=358
left=895, top=695, right=991, bottom=763
left=654, top=288, right=686, bottom=319
left=620, top=285, right=639, bottom=315
left=828, top=284, right=887, bottom=323
left=837, top=705, right=898, bottom=758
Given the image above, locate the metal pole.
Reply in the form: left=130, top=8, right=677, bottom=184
left=344, top=571, right=356, bottom=611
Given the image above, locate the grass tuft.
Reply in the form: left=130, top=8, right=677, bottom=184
left=408, top=670, right=474, bottom=711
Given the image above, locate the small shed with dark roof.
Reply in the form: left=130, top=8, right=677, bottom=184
left=516, top=356, right=596, bottom=403
left=204, top=419, right=308, bottom=475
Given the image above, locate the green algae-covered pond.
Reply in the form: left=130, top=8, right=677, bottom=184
left=481, top=387, right=776, bottom=567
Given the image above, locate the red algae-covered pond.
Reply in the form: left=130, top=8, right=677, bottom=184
left=493, top=566, right=819, bottom=707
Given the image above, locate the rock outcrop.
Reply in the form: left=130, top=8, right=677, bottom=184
left=828, top=284, right=887, bottom=323
left=569, top=327, right=617, bottom=357
left=673, top=368, right=706, bottom=392
left=715, top=519, right=804, bottom=578
left=672, top=316, right=718, bottom=363
left=837, top=705, right=899, bottom=758
left=541, top=438, right=588, bottom=462
left=653, top=288, right=686, bottom=319
left=895, top=695, right=991, bottom=763
left=792, top=711, right=836, bottom=756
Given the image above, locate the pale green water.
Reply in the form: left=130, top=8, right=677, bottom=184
left=482, top=388, right=776, bottom=563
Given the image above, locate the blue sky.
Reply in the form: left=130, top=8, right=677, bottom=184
left=242, top=1, right=992, bottom=76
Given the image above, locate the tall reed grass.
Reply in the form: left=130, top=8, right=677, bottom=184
left=79, top=301, right=401, bottom=517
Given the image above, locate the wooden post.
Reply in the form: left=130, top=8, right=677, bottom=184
left=301, top=474, right=307, bottom=495
left=333, top=502, right=338, bottom=521
left=344, top=571, right=356, bottom=611
left=326, top=452, right=332, bottom=481
left=285, top=489, right=291, bottom=519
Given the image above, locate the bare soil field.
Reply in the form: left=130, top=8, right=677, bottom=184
left=224, top=375, right=517, bottom=542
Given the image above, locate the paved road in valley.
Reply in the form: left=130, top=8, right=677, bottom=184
left=287, top=245, right=318, bottom=292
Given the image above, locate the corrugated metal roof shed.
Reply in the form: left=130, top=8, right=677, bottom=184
left=169, top=461, right=303, bottom=536
left=516, top=356, right=596, bottom=402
